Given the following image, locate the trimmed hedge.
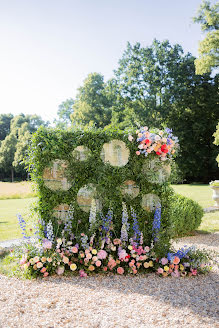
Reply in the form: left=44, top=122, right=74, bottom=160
left=169, top=193, right=203, bottom=237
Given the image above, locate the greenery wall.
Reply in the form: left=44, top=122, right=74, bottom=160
left=28, top=127, right=203, bottom=255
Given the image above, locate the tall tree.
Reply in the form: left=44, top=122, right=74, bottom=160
left=0, top=133, right=17, bottom=181
left=0, top=113, right=14, bottom=141
left=71, top=73, right=113, bottom=128
left=54, top=98, right=74, bottom=129
left=193, top=0, right=219, bottom=74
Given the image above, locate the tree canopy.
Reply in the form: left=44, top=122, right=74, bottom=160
left=193, top=0, right=219, bottom=74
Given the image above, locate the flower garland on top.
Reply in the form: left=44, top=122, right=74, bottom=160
left=128, top=127, right=179, bottom=161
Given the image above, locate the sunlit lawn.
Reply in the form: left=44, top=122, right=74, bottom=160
left=172, top=184, right=219, bottom=233
left=0, top=198, right=36, bottom=241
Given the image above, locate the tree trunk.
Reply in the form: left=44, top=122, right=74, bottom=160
left=11, top=167, right=14, bottom=182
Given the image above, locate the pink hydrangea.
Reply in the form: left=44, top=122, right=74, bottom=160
left=97, top=250, right=107, bottom=259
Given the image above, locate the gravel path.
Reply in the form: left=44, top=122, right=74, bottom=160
left=0, top=233, right=219, bottom=328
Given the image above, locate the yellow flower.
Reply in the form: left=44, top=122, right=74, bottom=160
left=92, top=249, right=97, bottom=255
left=70, top=263, right=77, bottom=271
left=41, top=257, right=47, bottom=263
left=128, top=245, right=133, bottom=250
left=144, top=262, right=150, bottom=268
left=180, top=264, right=184, bottom=271
left=33, top=264, right=37, bottom=270
left=149, top=261, right=153, bottom=267
left=29, top=258, right=35, bottom=265
left=23, top=263, right=28, bottom=270
left=57, top=238, right=62, bottom=244
left=164, top=265, right=169, bottom=272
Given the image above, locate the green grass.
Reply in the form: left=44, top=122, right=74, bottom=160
left=171, top=184, right=214, bottom=208
left=172, top=184, right=219, bottom=233
left=0, top=198, right=36, bottom=241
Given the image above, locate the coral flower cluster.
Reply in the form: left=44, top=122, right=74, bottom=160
left=128, top=127, right=179, bottom=161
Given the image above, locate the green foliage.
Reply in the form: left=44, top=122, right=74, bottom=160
left=28, top=126, right=176, bottom=249
left=169, top=193, right=204, bottom=237
left=193, top=0, right=219, bottom=74
left=0, top=113, right=49, bottom=181
left=213, top=121, right=219, bottom=165
left=54, top=98, right=74, bottom=129
left=71, top=73, right=115, bottom=128
left=0, top=113, right=13, bottom=141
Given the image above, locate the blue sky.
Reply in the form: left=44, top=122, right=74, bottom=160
left=0, top=0, right=208, bottom=123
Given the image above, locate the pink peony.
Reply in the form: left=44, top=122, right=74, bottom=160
left=117, top=267, right=124, bottom=275
left=97, top=250, right=107, bottom=260
left=161, top=257, right=168, bottom=265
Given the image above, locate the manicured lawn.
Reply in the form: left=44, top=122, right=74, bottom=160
left=0, top=198, right=36, bottom=241
left=172, top=184, right=214, bottom=208
left=172, top=184, right=219, bottom=233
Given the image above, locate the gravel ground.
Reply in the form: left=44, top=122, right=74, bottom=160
left=0, top=233, right=219, bottom=328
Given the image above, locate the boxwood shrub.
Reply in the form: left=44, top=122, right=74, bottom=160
left=168, top=193, right=204, bottom=237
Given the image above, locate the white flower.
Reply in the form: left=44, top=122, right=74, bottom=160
left=128, top=135, right=134, bottom=141
left=155, top=135, right=161, bottom=141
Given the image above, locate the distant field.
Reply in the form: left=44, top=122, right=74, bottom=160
left=0, top=181, right=36, bottom=199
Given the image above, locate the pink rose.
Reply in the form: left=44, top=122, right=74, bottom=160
left=136, top=151, right=140, bottom=156
left=71, top=247, right=78, bottom=253
left=40, top=267, right=47, bottom=273
left=117, top=267, right=124, bottom=275
left=103, top=266, right=108, bottom=272
left=43, top=272, right=49, bottom=277
left=157, top=267, right=164, bottom=274
left=86, top=253, right=92, bottom=260
left=95, top=260, right=102, bottom=267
